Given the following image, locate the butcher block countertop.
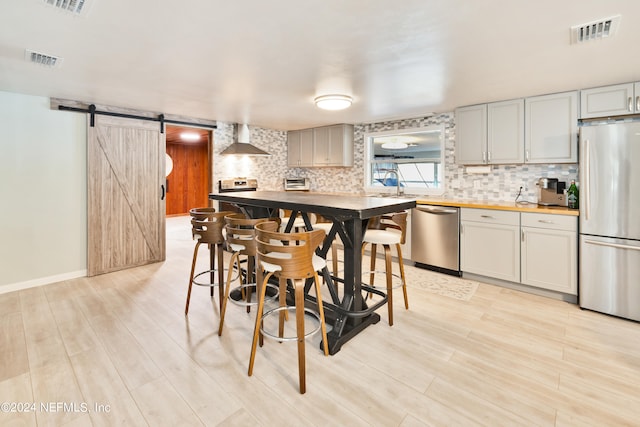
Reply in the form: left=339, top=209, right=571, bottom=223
left=415, top=198, right=579, bottom=216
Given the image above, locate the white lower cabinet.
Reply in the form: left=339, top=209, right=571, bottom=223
left=461, top=209, right=577, bottom=295
left=460, top=209, right=520, bottom=283
left=521, top=213, right=577, bottom=294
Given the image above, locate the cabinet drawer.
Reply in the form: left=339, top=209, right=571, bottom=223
left=461, top=208, right=519, bottom=225
left=521, top=213, right=576, bottom=231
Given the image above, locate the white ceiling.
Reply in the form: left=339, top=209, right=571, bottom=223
left=1, top=1, right=639, bottom=131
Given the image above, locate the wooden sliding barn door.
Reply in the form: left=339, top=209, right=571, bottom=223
left=87, top=115, right=166, bottom=276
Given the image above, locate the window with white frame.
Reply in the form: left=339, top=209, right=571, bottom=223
left=364, top=125, right=445, bottom=195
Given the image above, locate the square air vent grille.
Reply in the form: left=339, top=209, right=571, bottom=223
left=42, top=0, right=88, bottom=15
left=25, top=50, right=63, bottom=68
left=571, top=15, right=621, bottom=44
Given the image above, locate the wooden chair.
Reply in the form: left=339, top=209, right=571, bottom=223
left=185, top=208, right=234, bottom=315
left=361, top=212, right=409, bottom=326
left=249, top=221, right=329, bottom=394
left=218, top=214, right=280, bottom=336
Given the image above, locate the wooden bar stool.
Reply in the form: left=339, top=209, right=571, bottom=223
left=184, top=208, right=234, bottom=315
left=361, top=212, right=409, bottom=326
left=218, top=214, right=280, bottom=336
left=248, top=221, right=329, bottom=394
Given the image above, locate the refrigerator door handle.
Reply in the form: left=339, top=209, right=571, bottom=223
left=584, top=239, right=640, bottom=252
left=584, top=138, right=590, bottom=220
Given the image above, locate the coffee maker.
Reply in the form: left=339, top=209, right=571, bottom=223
left=536, top=178, right=567, bottom=206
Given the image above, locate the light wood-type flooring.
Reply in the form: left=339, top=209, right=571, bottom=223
left=1, top=216, right=639, bottom=426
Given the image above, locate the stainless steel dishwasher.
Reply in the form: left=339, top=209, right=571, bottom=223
left=411, top=205, right=461, bottom=276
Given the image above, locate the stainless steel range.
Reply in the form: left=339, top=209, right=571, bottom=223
left=218, top=177, right=258, bottom=193
left=217, top=178, right=259, bottom=215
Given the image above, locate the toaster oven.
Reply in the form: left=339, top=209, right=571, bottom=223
left=284, top=177, right=310, bottom=191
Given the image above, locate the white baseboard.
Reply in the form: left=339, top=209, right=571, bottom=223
left=0, top=270, right=87, bottom=295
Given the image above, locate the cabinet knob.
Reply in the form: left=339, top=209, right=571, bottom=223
left=628, top=96, right=633, bottom=112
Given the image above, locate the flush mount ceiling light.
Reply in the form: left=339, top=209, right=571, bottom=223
left=381, top=141, right=408, bottom=150
left=314, top=94, right=352, bottom=111
left=180, top=132, right=201, bottom=142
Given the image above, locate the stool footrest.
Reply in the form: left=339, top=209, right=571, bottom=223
left=260, top=306, right=321, bottom=342
left=193, top=268, right=239, bottom=287
left=361, top=270, right=405, bottom=289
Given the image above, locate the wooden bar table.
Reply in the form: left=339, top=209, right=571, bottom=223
left=209, top=191, right=416, bottom=354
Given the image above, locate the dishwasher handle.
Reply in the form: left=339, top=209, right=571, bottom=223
left=416, top=206, right=458, bottom=215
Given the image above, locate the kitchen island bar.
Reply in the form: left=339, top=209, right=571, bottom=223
left=209, top=191, right=416, bottom=354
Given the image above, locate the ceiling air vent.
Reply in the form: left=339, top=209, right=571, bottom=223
left=571, top=15, right=621, bottom=44
left=25, top=49, right=63, bottom=68
left=42, top=0, right=88, bottom=15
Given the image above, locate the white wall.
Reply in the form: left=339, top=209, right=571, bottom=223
left=0, top=91, right=87, bottom=292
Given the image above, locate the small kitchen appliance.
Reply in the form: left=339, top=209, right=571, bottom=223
left=284, top=177, right=310, bottom=191
left=536, top=178, right=567, bottom=206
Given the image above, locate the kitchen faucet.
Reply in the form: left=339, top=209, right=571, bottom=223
left=382, top=169, right=403, bottom=196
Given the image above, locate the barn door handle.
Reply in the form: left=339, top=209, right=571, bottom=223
left=161, top=184, right=165, bottom=200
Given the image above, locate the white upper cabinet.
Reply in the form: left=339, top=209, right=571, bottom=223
left=524, top=91, right=578, bottom=164
left=580, top=82, right=640, bottom=118
left=287, top=128, right=314, bottom=167
left=455, top=104, right=486, bottom=165
left=487, top=99, right=525, bottom=164
left=313, top=124, right=354, bottom=167
left=456, top=99, right=525, bottom=165
left=288, top=124, right=353, bottom=167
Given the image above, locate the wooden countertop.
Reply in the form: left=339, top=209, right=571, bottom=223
left=415, top=198, right=579, bottom=216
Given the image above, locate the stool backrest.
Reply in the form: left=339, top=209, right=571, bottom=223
left=189, top=207, right=216, bottom=220
left=367, top=212, right=408, bottom=244
left=224, top=214, right=280, bottom=256
left=255, top=221, right=325, bottom=280
left=190, top=209, right=233, bottom=245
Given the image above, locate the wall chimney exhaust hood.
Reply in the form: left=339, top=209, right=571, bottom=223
left=220, top=124, right=270, bottom=156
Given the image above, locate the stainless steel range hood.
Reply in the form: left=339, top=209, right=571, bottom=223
left=220, top=123, right=270, bottom=156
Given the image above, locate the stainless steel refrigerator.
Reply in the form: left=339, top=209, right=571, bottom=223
left=579, top=121, right=640, bottom=321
